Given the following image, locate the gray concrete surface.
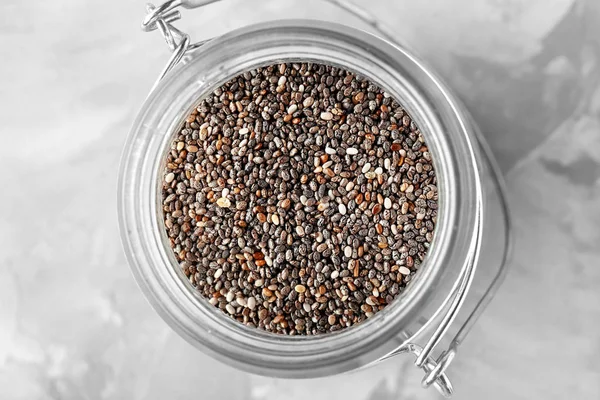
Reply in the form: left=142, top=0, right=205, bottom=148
left=1, top=0, right=599, bottom=399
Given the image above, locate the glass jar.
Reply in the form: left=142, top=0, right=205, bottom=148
left=118, top=1, right=511, bottom=397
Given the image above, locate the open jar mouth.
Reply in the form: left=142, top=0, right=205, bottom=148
left=119, top=20, right=481, bottom=378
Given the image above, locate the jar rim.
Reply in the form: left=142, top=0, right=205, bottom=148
left=119, top=19, right=482, bottom=377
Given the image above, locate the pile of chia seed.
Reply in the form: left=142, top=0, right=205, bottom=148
left=161, top=62, right=438, bottom=335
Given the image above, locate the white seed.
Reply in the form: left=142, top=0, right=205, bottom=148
left=209, top=297, right=218, bottom=306
left=375, top=167, right=383, bottom=175
left=325, top=147, right=336, bottom=155
left=361, top=163, right=371, bottom=174
left=216, top=197, right=231, bottom=208
left=320, top=112, right=333, bottom=120
left=236, top=297, right=247, bottom=307
left=345, top=181, right=354, bottom=191
left=384, top=158, right=391, bottom=170
left=226, top=291, right=235, bottom=302
left=296, top=226, right=305, bottom=237
left=271, top=214, right=280, bottom=225
left=264, top=255, right=273, bottom=267
left=303, top=96, right=314, bottom=107
left=384, top=198, right=392, bottom=209
left=278, top=75, right=287, bottom=86
left=303, top=303, right=311, bottom=313
left=222, top=188, right=230, bottom=197
left=287, top=104, right=297, bottom=114
left=247, top=297, right=257, bottom=309
left=401, top=202, right=409, bottom=214
left=238, top=127, right=249, bottom=135
left=399, top=267, right=411, bottom=275
left=254, top=279, right=264, bottom=287
left=225, top=304, right=236, bottom=315
left=344, top=246, right=352, bottom=258
left=214, top=269, right=223, bottom=279
left=346, top=147, right=358, bottom=155
left=417, top=212, right=426, bottom=220
left=338, top=203, right=347, bottom=215
left=165, top=173, right=175, bottom=183
left=295, top=284, right=306, bottom=293
left=331, top=270, right=340, bottom=279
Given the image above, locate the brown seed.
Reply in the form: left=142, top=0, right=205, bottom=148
left=357, top=246, right=364, bottom=257
left=258, top=309, right=268, bottom=320
left=391, top=143, right=402, bottom=151
left=257, top=213, right=267, bottom=223
left=353, top=92, right=365, bottom=104
left=372, top=204, right=382, bottom=215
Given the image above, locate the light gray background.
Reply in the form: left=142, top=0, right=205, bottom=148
left=1, top=0, right=599, bottom=399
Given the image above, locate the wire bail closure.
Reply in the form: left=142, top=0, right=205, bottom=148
left=140, top=2, right=511, bottom=397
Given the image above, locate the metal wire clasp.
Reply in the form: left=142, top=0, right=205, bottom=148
left=142, top=0, right=219, bottom=91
